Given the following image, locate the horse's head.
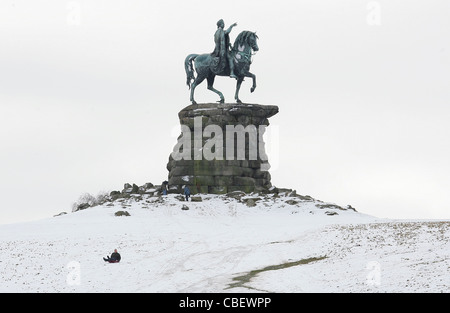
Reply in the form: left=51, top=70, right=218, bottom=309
left=233, top=31, right=259, bottom=53
left=249, top=32, right=259, bottom=52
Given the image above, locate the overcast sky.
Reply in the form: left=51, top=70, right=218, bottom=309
left=1, top=0, right=449, bottom=224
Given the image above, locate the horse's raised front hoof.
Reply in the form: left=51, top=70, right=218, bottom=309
left=250, top=87, right=256, bottom=93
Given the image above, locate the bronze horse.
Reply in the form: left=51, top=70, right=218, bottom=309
left=185, top=31, right=259, bottom=104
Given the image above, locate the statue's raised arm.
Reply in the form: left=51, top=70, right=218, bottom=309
left=225, top=22, right=237, bottom=35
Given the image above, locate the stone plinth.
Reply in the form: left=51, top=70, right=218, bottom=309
left=167, top=103, right=279, bottom=194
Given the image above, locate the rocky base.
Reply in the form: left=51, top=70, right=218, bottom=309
left=71, top=181, right=357, bottom=215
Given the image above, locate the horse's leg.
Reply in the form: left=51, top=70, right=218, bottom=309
left=244, top=71, right=257, bottom=93
left=190, top=74, right=206, bottom=105
left=207, top=75, right=225, bottom=103
left=245, top=72, right=256, bottom=92
left=235, top=77, right=244, bottom=103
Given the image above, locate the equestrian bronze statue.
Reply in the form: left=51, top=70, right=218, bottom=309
left=185, top=20, right=259, bottom=104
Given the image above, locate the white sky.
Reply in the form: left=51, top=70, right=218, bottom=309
left=1, top=0, right=449, bottom=224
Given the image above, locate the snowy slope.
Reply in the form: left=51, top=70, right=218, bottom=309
left=0, top=193, right=448, bottom=293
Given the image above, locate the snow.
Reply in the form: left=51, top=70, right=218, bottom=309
left=0, top=193, right=448, bottom=293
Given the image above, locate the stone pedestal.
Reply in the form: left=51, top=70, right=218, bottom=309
left=167, top=103, right=279, bottom=194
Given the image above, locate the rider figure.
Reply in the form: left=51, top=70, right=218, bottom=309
left=211, top=19, right=237, bottom=79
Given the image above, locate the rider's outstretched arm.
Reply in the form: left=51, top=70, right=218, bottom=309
left=225, top=22, right=237, bottom=34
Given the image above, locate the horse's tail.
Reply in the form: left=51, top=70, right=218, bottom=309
left=185, top=54, right=198, bottom=89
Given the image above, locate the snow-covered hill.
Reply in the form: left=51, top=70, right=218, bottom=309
left=0, top=191, right=448, bottom=293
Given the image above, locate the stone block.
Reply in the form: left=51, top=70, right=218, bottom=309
left=233, top=176, right=256, bottom=186
left=254, top=169, right=271, bottom=180
left=193, top=175, right=215, bottom=186
left=169, top=175, right=194, bottom=185
left=208, top=186, right=227, bottom=194
left=190, top=185, right=208, bottom=194
left=215, top=176, right=233, bottom=186
left=169, top=166, right=194, bottom=178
